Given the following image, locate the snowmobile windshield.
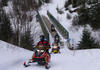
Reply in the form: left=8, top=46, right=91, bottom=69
left=53, top=46, right=57, bottom=48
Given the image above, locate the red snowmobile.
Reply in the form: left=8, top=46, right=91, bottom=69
left=24, top=46, right=51, bottom=69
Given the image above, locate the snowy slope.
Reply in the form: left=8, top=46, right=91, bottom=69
left=0, top=40, right=33, bottom=70
left=1, top=40, right=100, bottom=70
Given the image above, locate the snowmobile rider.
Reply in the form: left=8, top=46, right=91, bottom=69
left=24, top=35, right=51, bottom=69
left=52, top=42, right=60, bottom=53
left=36, top=35, right=51, bottom=53
left=51, top=24, right=56, bottom=32
left=54, top=33, right=60, bottom=45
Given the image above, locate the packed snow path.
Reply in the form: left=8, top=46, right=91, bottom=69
left=1, top=40, right=100, bottom=70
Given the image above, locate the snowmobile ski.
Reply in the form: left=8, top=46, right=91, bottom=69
left=24, top=62, right=30, bottom=67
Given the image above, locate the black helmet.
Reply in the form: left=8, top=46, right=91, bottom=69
left=40, top=35, right=45, bottom=41
left=51, top=24, right=54, bottom=27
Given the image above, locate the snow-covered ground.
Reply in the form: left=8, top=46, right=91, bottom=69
left=0, top=40, right=32, bottom=70
left=1, top=40, right=100, bottom=70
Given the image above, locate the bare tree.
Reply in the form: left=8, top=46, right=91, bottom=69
left=10, top=0, right=35, bottom=48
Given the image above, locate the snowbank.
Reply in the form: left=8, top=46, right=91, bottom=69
left=1, top=40, right=100, bottom=70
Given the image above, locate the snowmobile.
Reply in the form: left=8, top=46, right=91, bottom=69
left=24, top=45, right=51, bottom=69
left=51, top=43, right=60, bottom=53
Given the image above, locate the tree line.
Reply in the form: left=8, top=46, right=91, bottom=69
left=0, top=0, right=50, bottom=50
left=64, top=0, right=100, bottom=49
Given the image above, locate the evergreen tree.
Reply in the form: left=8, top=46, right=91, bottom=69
left=20, top=30, right=34, bottom=51
left=1, top=0, right=8, bottom=7
left=78, top=29, right=99, bottom=49
left=38, top=0, right=42, bottom=7
left=44, top=0, right=50, bottom=3
left=72, top=2, right=100, bottom=30
left=88, top=3, right=100, bottom=30
left=64, top=0, right=72, bottom=10
left=0, top=9, right=13, bottom=42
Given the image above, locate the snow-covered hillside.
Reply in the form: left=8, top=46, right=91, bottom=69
left=1, top=40, right=100, bottom=70
left=0, top=40, right=33, bottom=70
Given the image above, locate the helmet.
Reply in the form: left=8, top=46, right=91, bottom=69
left=51, top=24, right=54, bottom=27
left=40, top=35, right=45, bottom=41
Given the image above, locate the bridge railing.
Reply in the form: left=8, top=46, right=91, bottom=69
left=36, top=11, right=49, bottom=41
left=47, top=11, right=69, bottom=39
